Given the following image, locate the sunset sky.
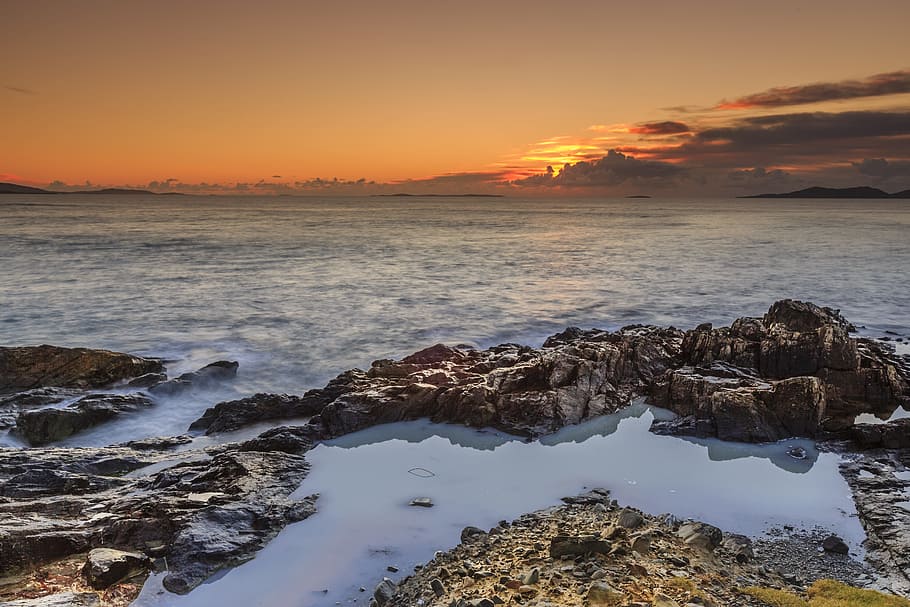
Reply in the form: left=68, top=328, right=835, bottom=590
left=2, top=0, right=909, bottom=196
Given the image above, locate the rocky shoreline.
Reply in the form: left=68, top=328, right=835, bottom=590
left=1, top=299, right=909, bottom=606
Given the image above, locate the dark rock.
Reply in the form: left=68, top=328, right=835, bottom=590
left=848, top=418, right=910, bottom=450
left=82, top=547, right=150, bottom=589
left=16, top=393, right=155, bottom=445
left=822, top=534, right=849, bottom=555
left=549, top=535, right=611, bottom=557
left=0, top=426, right=317, bottom=596
left=189, top=392, right=326, bottom=434
left=149, top=361, right=239, bottom=396
left=126, top=372, right=168, bottom=388
left=461, top=526, right=487, bottom=543
left=0, top=345, right=163, bottom=393
left=374, top=577, right=398, bottom=605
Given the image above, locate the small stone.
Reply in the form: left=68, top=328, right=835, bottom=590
left=521, top=567, right=540, bottom=585
left=409, top=497, right=434, bottom=508
left=431, top=578, right=445, bottom=597
left=652, top=592, right=681, bottom=607
left=587, top=582, right=625, bottom=605
left=631, top=533, right=652, bottom=554
left=373, top=578, right=397, bottom=606
left=387, top=565, right=399, bottom=573
left=618, top=508, right=644, bottom=529
left=82, top=548, right=150, bottom=590
left=822, top=535, right=849, bottom=555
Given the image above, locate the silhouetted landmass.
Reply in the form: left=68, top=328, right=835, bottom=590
left=73, top=188, right=162, bottom=195
left=743, top=186, right=910, bottom=199
left=372, top=193, right=505, bottom=198
left=626, top=195, right=651, bottom=198
left=0, top=182, right=56, bottom=194
left=0, top=182, right=182, bottom=196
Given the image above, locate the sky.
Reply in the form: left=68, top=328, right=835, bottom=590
left=2, top=0, right=909, bottom=196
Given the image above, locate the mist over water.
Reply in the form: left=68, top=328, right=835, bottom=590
left=1, top=194, right=908, bottom=441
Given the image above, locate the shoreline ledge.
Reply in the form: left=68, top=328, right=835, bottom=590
left=0, top=299, right=908, bottom=605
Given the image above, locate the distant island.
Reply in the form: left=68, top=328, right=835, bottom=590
left=626, top=195, right=651, bottom=198
left=371, top=193, right=505, bottom=198
left=743, top=186, right=910, bottom=199
left=0, top=182, right=176, bottom=196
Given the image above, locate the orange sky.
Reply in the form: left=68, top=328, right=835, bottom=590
left=2, top=0, right=909, bottom=195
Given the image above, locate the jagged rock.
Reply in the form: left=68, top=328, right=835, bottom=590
left=126, top=372, right=168, bottom=388
left=586, top=582, right=626, bottom=605
left=82, top=547, right=150, bottom=589
left=149, top=361, right=239, bottom=396
left=0, top=345, right=163, bottom=393
left=16, top=393, right=155, bottom=445
left=461, top=526, right=487, bottom=543
left=652, top=300, right=908, bottom=441
left=189, top=392, right=326, bottom=434
left=0, top=425, right=317, bottom=596
left=0, top=387, right=82, bottom=430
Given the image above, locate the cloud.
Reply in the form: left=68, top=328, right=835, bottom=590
left=514, top=150, right=686, bottom=188
left=696, top=111, right=910, bottom=146
left=852, top=157, right=910, bottom=178
left=628, top=121, right=690, bottom=135
left=4, top=84, right=37, bottom=95
left=717, top=70, right=910, bottom=109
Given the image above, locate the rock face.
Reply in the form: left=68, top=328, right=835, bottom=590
left=651, top=299, right=909, bottom=441
left=0, top=345, right=163, bottom=393
left=0, top=426, right=317, bottom=596
left=16, top=393, right=155, bottom=445
left=190, top=326, right=683, bottom=439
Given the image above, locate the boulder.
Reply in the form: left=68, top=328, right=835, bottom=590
left=677, top=521, right=722, bottom=550
left=82, top=547, right=150, bottom=589
left=0, top=345, right=162, bottom=393
left=16, top=393, right=155, bottom=445
left=549, top=534, right=611, bottom=557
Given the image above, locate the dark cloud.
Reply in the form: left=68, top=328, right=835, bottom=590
left=629, top=121, right=690, bottom=135
left=4, top=84, right=37, bottom=95
left=697, top=111, right=910, bottom=146
left=717, top=70, right=910, bottom=109
left=514, top=150, right=685, bottom=188
left=852, top=157, right=910, bottom=178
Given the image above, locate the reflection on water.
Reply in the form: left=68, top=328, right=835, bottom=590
left=134, top=407, right=862, bottom=607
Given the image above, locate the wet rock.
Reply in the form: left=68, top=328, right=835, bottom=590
left=409, top=497, right=433, bottom=507
left=149, top=361, right=239, bottom=396
left=189, top=392, right=326, bottom=434
left=822, top=534, right=849, bottom=555
left=374, top=577, right=398, bottom=605
left=848, top=418, right=910, bottom=450
left=0, top=388, right=82, bottom=430
left=0, top=345, right=163, bottom=393
left=16, top=393, right=155, bottom=445
left=461, top=526, right=487, bottom=543
left=82, top=547, right=150, bottom=589
left=0, top=425, right=317, bottom=596
left=126, top=372, right=168, bottom=388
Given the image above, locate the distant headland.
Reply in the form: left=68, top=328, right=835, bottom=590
left=743, top=186, right=910, bottom=199
left=0, top=182, right=176, bottom=196
left=371, top=193, right=505, bottom=198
